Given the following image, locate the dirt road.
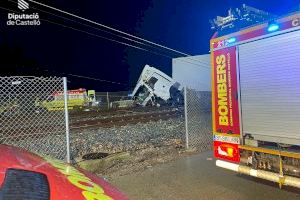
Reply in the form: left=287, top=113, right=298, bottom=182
left=111, top=151, right=300, bottom=200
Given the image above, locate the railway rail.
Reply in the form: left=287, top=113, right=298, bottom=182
left=70, top=109, right=183, bottom=129
left=69, top=106, right=183, bottom=121
left=0, top=107, right=183, bottom=141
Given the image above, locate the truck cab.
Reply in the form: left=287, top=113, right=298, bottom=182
left=131, top=65, right=183, bottom=106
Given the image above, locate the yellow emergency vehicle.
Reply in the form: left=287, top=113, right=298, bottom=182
left=38, top=88, right=97, bottom=111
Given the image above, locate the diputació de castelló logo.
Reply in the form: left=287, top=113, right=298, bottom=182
left=7, top=0, right=41, bottom=26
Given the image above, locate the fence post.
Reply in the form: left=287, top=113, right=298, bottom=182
left=63, top=77, right=71, bottom=163
left=106, top=92, right=110, bottom=109
left=184, top=87, right=189, bottom=149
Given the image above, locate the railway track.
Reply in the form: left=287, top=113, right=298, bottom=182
left=0, top=107, right=183, bottom=141
left=70, top=109, right=183, bottom=130
left=69, top=106, right=183, bottom=122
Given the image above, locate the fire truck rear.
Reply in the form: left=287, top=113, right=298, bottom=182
left=211, top=12, right=300, bottom=188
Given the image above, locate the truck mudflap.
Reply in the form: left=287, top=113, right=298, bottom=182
left=216, top=159, right=300, bottom=189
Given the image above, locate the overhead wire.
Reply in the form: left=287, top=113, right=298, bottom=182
left=0, top=4, right=210, bottom=69
left=0, top=9, right=211, bottom=88
left=7, top=0, right=164, bottom=54
left=0, top=6, right=173, bottom=86
left=1, top=5, right=213, bottom=87
left=66, top=74, right=127, bottom=86
left=27, top=0, right=192, bottom=57
left=0, top=5, right=176, bottom=59
left=42, top=68, right=128, bottom=86
left=7, top=0, right=211, bottom=67
left=25, top=0, right=211, bottom=67
left=1, top=6, right=132, bottom=86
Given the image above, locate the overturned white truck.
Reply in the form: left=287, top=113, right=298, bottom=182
left=130, top=65, right=183, bottom=106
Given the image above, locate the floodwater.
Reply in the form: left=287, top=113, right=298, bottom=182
left=111, top=151, right=300, bottom=200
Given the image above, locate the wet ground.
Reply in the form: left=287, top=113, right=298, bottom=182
left=111, top=151, right=300, bottom=200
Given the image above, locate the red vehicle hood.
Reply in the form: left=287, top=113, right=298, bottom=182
left=0, top=145, right=129, bottom=200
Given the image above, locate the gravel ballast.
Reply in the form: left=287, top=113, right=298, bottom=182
left=70, top=117, right=185, bottom=159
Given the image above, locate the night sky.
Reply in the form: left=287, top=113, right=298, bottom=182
left=0, top=0, right=299, bottom=91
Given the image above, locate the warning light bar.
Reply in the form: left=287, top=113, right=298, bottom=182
left=227, top=37, right=237, bottom=43
left=267, top=24, right=279, bottom=32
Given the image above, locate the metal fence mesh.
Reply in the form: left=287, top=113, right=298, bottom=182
left=95, top=91, right=133, bottom=109
left=0, top=77, right=67, bottom=160
left=184, top=87, right=212, bottom=151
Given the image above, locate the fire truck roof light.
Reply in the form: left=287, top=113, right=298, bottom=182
left=227, top=37, right=236, bottom=43
left=267, top=24, right=279, bottom=32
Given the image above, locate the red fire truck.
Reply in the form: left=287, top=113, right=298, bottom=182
left=211, top=12, right=300, bottom=188
left=0, top=145, right=129, bottom=199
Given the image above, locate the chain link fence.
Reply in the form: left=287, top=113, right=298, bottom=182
left=95, top=91, right=134, bottom=109
left=0, top=76, right=69, bottom=160
left=184, top=87, right=212, bottom=152
left=0, top=76, right=212, bottom=164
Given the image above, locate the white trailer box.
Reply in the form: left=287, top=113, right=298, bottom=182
left=172, top=54, right=211, bottom=92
